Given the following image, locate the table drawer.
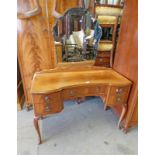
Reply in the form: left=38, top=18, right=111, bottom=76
left=62, top=88, right=77, bottom=100
left=110, top=86, right=130, bottom=95
left=62, top=87, right=89, bottom=100
left=62, top=85, right=108, bottom=100
left=106, top=93, right=129, bottom=106
left=88, top=85, right=107, bottom=95
left=33, top=92, right=63, bottom=116
left=106, top=86, right=131, bottom=106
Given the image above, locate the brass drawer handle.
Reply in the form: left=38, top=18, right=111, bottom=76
left=116, top=97, right=121, bottom=102
left=99, top=58, right=103, bottom=62
left=69, top=90, right=75, bottom=97
left=116, top=88, right=123, bottom=93
left=96, top=87, right=100, bottom=92
left=45, top=96, right=51, bottom=112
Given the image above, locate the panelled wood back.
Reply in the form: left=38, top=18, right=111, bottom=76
left=17, top=0, right=56, bottom=108
left=113, top=0, right=138, bottom=130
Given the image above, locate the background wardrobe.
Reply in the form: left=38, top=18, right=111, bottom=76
left=113, top=0, right=138, bottom=131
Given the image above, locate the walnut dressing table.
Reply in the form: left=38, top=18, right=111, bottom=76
left=31, top=66, right=131, bottom=144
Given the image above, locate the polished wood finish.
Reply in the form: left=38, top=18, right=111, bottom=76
left=17, top=0, right=56, bottom=108
left=31, top=67, right=131, bottom=143
left=113, top=0, right=138, bottom=132
left=33, top=92, right=64, bottom=116
left=17, top=0, right=41, bottom=19
left=31, top=69, right=131, bottom=94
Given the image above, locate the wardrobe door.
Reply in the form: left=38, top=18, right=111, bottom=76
left=113, top=0, right=138, bottom=131
left=17, top=0, right=56, bottom=108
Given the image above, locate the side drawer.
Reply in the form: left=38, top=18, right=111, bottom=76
left=32, top=92, right=64, bottom=116
left=106, top=85, right=131, bottom=106
left=110, top=86, right=130, bottom=95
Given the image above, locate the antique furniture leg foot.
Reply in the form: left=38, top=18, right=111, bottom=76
left=26, top=104, right=32, bottom=111
left=122, top=125, right=129, bottom=134
left=34, top=116, right=42, bottom=144
left=104, top=105, right=110, bottom=111
left=117, top=104, right=127, bottom=129
left=122, top=128, right=128, bottom=134
left=26, top=106, right=30, bottom=111
left=40, top=116, right=44, bottom=120
left=118, top=123, right=123, bottom=130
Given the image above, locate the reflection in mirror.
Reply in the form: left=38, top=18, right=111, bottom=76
left=53, top=8, right=102, bottom=62
left=96, top=0, right=124, bottom=6
left=94, top=0, right=124, bottom=67
left=52, top=0, right=125, bottom=67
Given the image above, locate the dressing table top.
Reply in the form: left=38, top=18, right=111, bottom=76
left=31, top=66, right=131, bottom=94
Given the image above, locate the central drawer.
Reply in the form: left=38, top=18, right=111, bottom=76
left=62, top=87, right=87, bottom=100
left=62, top=85, right=107, bottom=100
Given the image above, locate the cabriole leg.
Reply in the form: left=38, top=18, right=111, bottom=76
left=118, top=104, right=127, bottom=129
left=34, top=116, right=42, bottom=144
left=104, top=105, right=110, bottom=111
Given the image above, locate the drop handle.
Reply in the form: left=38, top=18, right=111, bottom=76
left=45, top=96, right=51, bottom=112
left=69, top=90, right=75, bottom=97
left=116, top=97, right=121, bottom=102
left=96, top=87, right=100, bottom=92
left=116, top=88, right=123, bottom=93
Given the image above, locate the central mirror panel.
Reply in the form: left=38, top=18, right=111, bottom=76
left=53, top=8, right=102, bottom=62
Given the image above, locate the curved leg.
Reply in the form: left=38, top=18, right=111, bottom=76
left=122, top=127, right=128, bottom=134
left=118, top=104, right=127, bottom=129
left=26, top=106, right=31, bottom=111
left=26, top=104, right=32, bottom=111
left=104, top=105, right=110, bottom=111
left=34, top=116, right=42, bottom=144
